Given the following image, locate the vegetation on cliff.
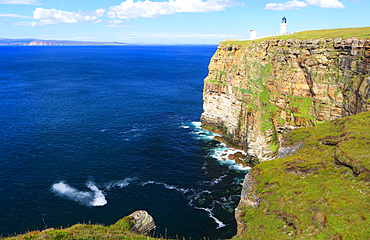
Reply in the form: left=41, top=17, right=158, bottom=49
left=3, top=216, right=157, bottom=240
left=201, top=27, right=370, bottom=162
left=222, top=27, right=370, bottom=48
left=235, top=111, right=370, bottom=239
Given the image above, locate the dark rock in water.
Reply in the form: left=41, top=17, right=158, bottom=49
left=213, top=136, right=224, bottom=143
left=129, top=210, right=156, bottom=234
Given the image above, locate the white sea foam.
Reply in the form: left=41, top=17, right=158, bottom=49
left=193, top=206, right=226, bottom=229
left=86, top=182, right=108, bottom=206
left=105, top=178, right=135, bottom=190
left=183, top=121, right=221, bottom=141
left=210, top=174, right=228, bottom=186
left=142, top=179, right=226, bottom=229
left=190, top=121, right=202, bottom=128
left=142, top=181, right=190, bottom=194
left=51, top=181, right=107, bottom=207
left=210, top=144, right=251, bottom=172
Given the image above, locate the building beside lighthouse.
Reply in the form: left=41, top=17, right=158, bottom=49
left=280, top=17, right=287, bottom=35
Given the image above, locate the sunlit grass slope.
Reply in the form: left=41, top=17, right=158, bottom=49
left=3, top=216, right=158, bottom=240
left=222, top=27, right=370, bottom=48
left=236, top=111, right=370, bottom=239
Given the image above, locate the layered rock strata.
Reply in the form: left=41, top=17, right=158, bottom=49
left=129, top=210, right=156, bottom=234
left=201, top=37, right=370, bottom=162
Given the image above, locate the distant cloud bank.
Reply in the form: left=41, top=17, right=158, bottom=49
left=9, top=0, right=236, bottom=27
left=265, top=0, right=345, bottom=10
left=5, top=0, right=345, bottom=27
left=0, top=0, right=40, bottom=4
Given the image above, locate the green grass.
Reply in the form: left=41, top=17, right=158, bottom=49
left=222, top=27, right=370, bottom=48
left=3, top=216, right=159, bottom=240
left=235, top=111, right=370, bottom=239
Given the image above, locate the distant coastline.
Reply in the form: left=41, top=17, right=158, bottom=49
left=0, top=38, right=129, bottom=46
left=0, top=38, right=219, bottom=46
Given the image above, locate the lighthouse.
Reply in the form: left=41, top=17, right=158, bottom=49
left=280, top=17, right=287, bottom=35
left=250, top=30, right=257, bottom=40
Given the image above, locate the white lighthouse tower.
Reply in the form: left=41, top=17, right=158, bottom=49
left=280, top=17, right=287, bottom=35
left=250, top=30, right=257, bottom=40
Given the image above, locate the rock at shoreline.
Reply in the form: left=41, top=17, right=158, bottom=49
left=129, top=210, right=156, bottom=234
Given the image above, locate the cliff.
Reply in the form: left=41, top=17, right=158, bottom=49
left=201, top=28, right=370, bottom=162
left=200, top=28, right=370, bottom=239
left=234, top=111, right=370, bottom=239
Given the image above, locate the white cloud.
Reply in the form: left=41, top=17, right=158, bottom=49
left=265, top=0, right=307, bottom=10
left=0, top=12, right=31, bottom=18
left=107, top=0, right=235, bottom=20
left=265, top=0, right=344, bottom=10
left=0, top=0, right=40, bottom=4
left=93, top=8, right=106, bottom=17
left=305, top=0, right=344, bottom=8
left=28, top=7, right=104, bottom=26
left=106, top=19, right=135, bottom=28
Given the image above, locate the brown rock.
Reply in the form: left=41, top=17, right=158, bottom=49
left=129, top=210, right=156, bottom=234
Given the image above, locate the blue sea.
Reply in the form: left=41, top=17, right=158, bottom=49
left=0, top=46, right=249, bottom=239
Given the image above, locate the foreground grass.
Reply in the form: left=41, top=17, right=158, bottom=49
left=236, top=111, right=370, bottom=239
left=222, top=27, right=370, bottom=48
left=3, top=217, right=158, bottom=240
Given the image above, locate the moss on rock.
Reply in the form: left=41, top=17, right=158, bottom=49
left=235, top=111, right=370, bottom=239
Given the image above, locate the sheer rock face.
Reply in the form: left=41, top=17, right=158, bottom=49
left=201, top=38, right=370, bottom=162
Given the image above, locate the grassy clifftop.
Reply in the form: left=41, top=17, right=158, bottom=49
left=3, top=216, right=157, bottom=240
left=235, top=111, right=370, bottom=239
left=222, top=27, right=370, bottom=48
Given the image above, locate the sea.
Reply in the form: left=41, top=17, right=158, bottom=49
left=0, top=45, right=250, bottom=239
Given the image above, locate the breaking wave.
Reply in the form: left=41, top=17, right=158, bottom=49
left=184, top=121, right=250, bottom=172
left=210, top=143, right=251, bottom=172
left=51, top=181, right=107, bottom=207
left=182, top=121, right=220, bottom=141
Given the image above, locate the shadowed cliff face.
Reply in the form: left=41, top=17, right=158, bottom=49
left=201, top=37, right=370, bottom=162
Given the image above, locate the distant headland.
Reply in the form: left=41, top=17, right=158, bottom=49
left=0, top=38, right=129, bottom=46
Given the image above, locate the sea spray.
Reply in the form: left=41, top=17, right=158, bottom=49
left=52, top=181, right=107, bottom=207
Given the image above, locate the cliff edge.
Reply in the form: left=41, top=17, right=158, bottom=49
left=234, top=111, right=370, bottom=239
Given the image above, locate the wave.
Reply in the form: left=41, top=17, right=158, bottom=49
left=209, top=174, right=228, bottom=186
left=210, top=143, right=251, bottom=172
left=182, top=121, right=220, bottom=141
left=184, top=121, right=250, bottom=172
left=142, top=180, right=227, bottom=229
left=192, top=204, right=226, bottom=229
left=142, top=180, right=191, bottom=194
left=51, top=181, right=107, bottom=207
left=105, top=178, right=136, bottom=190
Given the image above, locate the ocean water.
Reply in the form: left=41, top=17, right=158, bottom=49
left=0, top=46, right=249, bottom=239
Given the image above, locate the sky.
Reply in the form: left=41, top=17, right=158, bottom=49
left=0, top=0, right=369, bottom=44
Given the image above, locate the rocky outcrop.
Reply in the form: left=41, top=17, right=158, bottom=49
left=201, top=37, right=370, bottom=162
left=129, top=210, right=156, bottom=234
left=234, top=170, right=261, bottom=238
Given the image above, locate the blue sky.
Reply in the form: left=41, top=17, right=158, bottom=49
left=0, top=0, right=368, bottom=44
